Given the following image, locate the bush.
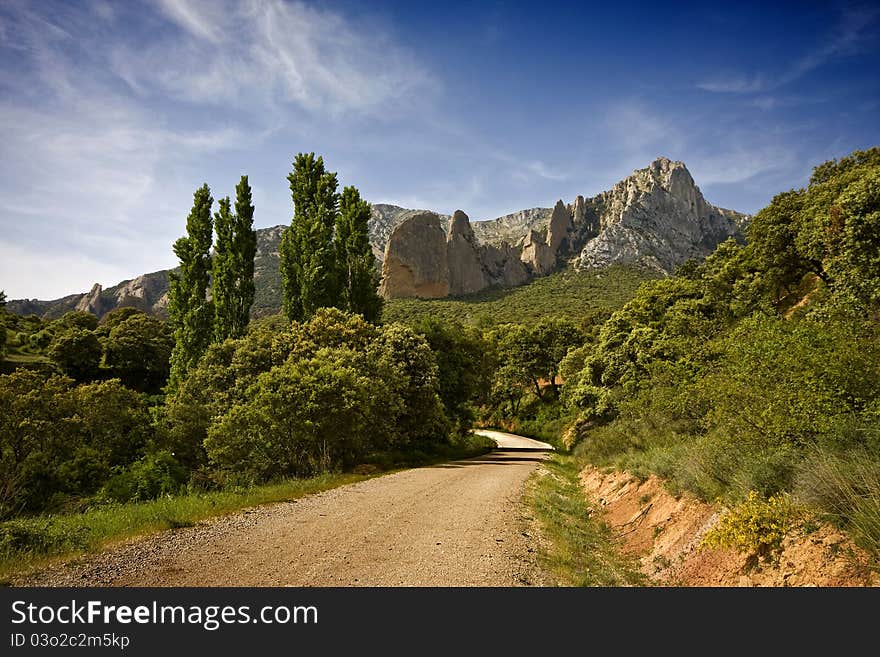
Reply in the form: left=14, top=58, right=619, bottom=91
left=0, top=519, right=89, bottom=558
left=0, top=371, right=154, bottom=516
left=47, top=327, right=102, bottom=381
left=101, top=451, right=188, bottom=503
left=701, top=491, right=799, bottom=560
left=205, top=347, right=395, bottom=481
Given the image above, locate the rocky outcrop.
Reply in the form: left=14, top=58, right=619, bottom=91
left=471, top=207, right=552, bottom=245
left=379, top=208, right=535, bottom=298
left=546, top=200, right=572, bottom=254
left=519, top=229, right=555, bottom=276
left=481, top=242, right=530, bottom=288
left=75, top=283, right=108, bottom=315
left=378, top=212, right=450, bottom=299
left=573, top=157, right=747, bottom=272
left=446, top=210, right=487, bottom=295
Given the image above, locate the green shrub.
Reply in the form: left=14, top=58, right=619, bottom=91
left=101, top=451, right=188, bottom=503
left=0, top=519, right=89, bottom=558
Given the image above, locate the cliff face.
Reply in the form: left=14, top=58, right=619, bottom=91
left=377, top=211, right=450, bottom=299
left=572, top=156, right=748, bottom=272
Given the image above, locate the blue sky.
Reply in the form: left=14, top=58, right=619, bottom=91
left=1, top=0, right=878, bottom=299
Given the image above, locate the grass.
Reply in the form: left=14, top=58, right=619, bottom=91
left=524, top=451, right=646, bottom=586
left=382, top=265, right=655, bottom=328
left=796, top=448, right=880, bottom=565
left=0, top=435, right=494, bottom=582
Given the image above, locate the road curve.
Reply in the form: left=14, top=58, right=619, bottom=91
left=474, top=429, right=555, bottom=451
left=18, top=441, right=552, bottom=587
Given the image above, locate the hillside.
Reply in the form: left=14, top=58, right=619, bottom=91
left=382, top=265, right=654, bottom=327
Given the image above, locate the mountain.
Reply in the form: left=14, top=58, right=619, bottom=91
left=7, top=157, right=747, bottom=318
left=377, top=157, right=748, bottom=299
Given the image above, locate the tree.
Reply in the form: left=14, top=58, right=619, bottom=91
left=54, top=310, right=99, bottom=332
left=337, top=186, right=382, bottom=322
left=373, top=324, right=448, bottom=446
left=205, top=347, right=388, bottom=481
left=0, top=290, right=6, bottom=359
left=213, top=176, right=257, bottom=341
left=279, top=153, right=340, bottom=322
left=0, top=371, right=153, bottom=516
left=47, top=327, right=102, bottom=382
left=416, top=318, right=490, bottom=434
left=104, top=313, right=174, bottom=392
left=98, top=307, right=143, bottom=333
left=168, top=183, right=214, bottom=390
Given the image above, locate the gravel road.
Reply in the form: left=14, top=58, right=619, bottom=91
left=17, top=440, right=552, bottom=587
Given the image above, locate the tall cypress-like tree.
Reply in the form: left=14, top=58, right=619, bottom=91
left=212, top=176, right=256, bottom=341
left=168, top=183, right=214, bottom=390
left=337, top=186, right=382, bottom=322
left=212, top=196, right=235, bottom=341
left=0, top=290, right=6, bottom=359
left=279, top=153, right=340, bottom=322
left=231, top=175, right=256, bottom=335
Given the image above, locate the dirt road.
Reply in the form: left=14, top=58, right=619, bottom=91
left=19, top=438, right=552, bottom=587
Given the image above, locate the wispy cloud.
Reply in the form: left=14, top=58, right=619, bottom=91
left=0, top=0, right=433, bottom=298
left=115, top=0, right=435, bottom=117
left=698, top=75, right=767, bottom=94
left=698, top=5, right=879, bottom=94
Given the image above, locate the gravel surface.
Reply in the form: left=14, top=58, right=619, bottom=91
left=16, top=447, right=551, bottom=587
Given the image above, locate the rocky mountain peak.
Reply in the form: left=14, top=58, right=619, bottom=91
left=448, top=209, right=476, bottom=242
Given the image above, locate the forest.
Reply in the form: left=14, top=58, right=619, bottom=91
left=1, top=147, right=878, bottom=567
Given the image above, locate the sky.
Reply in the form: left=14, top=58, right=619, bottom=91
left=1, top=0, right=878, bottom=299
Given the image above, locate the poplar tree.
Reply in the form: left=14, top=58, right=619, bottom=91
left=337, top=186, right=382, bottom=322
left=168, top=183, right=214, bottom=390
left=0, top=290, right=7, bottom=359
left=212, top=196, right=235, bottom=340
left=212, top=175, right=256, bottom=341
left=280, top=153, right=340, bottom=322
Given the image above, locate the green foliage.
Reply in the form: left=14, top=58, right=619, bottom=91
left=103, top=312, right=173, bottom=392
left=372, top=323, right=450, bottom=446
left=280, top=153, right=341, bottom=322
left=213, top=175, right=257, bottom=341
left=98, top=307, right=143, bottom=332
left=796, top=448, right=880, bottom=561
left=167, top=309, right=451, bottom=484
left=47, top=327, right=102, bottom=381
left=168, top=183, right=215, bottom=389
left=337, top=186, right=382, bottom=322
left=0, top=290, right=6, bottom=359
left=415, top=317, right=491, bottom=434
left=564, top=148, right=880, bottom=571
left=205, top=347, right=387, bottom=481
left=701, top=492, right=799, bottom=560
left=101, top=451, right=188, bottom=503
left=0, top=371, right=152, bottom=516
left=383, top=265, right=653, bottom=328
left=53, top=311, right=99, bottom=333
left=698, top=316, right=880, bottom=448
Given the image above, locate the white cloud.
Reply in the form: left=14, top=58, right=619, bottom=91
left=116, top=0, right=435, bottom=117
